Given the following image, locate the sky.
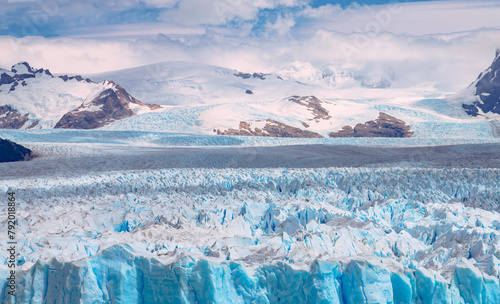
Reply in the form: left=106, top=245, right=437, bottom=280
left=1, top=0, right=500, bottom=91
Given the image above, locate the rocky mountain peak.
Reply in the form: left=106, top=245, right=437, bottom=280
left=462, top=50, right=500, bottom=116
left=11, top=62, right=33, bottom=74
left=0, top=62, right=53, bottom=91
left=0, top=61, right=96, bottom=93
left=54, top=81, right=160, bottom=129
left=11, top=61, right=52, bottom=77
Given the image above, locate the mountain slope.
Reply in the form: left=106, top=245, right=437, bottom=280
left=0, top=62, right=160, bottom=129
left=1, top=59, right=497, bottom=139
left=93, top=61, right=490, bottom=139
left=54, top=81, right=160, bottom=129
left=461, top=51, right=500, bottom=117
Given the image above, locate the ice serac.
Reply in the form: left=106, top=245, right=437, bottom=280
left=1, top=166, right=500, bottom=303
left=0, top=246, right=402, bottom=303
left=54, top=81, right=160, bottom=129
left=462, top=51, right=500, bottom=116
left=4, top=247, right=500, bottom=303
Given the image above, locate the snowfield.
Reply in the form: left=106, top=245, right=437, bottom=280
left=0, top=130, right=500, bottom=303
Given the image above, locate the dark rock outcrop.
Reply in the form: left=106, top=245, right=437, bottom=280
left=462, top=51, right=500, bottom=116
left=0, top=62, right=88, bottom=92
left=8, top=62, right=52, bottom=81
left=0, top=105, right=29, bottom=129
left=287, top=96, right=331, bottom=122
left=234, top=72, right=251, bottom=79
left=9, top=81, right=18, bottom=92
left=58, top=75, right=93, bottom=83
left=234, top=72, right=268, bottom=80
left=0, top=73, right=14, bottom=85
left=54, top=82, right=161, bottom=129
left=0, top=138, right=33, bottom=163
left=216, top=119, right=323, bottom=138
left=329, top=112, right=414, bottom=138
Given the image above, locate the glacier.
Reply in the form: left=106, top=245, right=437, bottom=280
left=1, top=161, right=500, bottom=303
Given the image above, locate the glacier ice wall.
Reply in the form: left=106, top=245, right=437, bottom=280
left=1, top=246, right=499, bottom=303
left=1, top=167, right=500, bottom=303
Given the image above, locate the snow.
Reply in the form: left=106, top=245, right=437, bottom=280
left=88, top=61, right=470, bottom=137
left=2, top=60, right=497, bottom=138
left=11, top=62, right=30, bottom=74
left=78, top=104, right=103, bottom=112
left=0, top=77, right=111, bottom=128
left=84, top=61, right=500, bottom=139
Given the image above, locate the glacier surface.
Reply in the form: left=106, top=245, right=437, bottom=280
left=1, top=162, right=500, bottom=303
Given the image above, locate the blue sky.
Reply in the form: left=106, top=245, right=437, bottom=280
left=310, top=0, right=436, bottom=7
left=1, top=0, right=500, bottom=91
left=0, top=0, right=464, bottom=38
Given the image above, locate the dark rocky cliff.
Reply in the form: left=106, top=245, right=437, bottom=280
left=0, top=138, right=33, bottom=163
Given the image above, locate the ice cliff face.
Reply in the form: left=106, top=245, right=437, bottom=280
left=6, top=247, right=499, bottom=304
left=1, top=167, right=499, bottom=303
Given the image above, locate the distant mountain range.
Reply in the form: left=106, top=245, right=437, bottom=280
left=0, top=52, right=499, bottom=138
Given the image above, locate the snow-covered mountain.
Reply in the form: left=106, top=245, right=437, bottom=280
left=0, top=62, right=160, bottom=129
left=91, top=60, right=499, bottom=139
left=461, top=50, right=500, bottom=117
left=0, top=61, right=414, bottom=137
left=1, top=57, right=499, bottom=138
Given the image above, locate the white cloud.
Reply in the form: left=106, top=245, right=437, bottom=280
left=159, top=0, right=307, bottom=26
left=141, top=0, right=179, bottom=8
left=298, top=1, right=500, bottom=36
left=1, top=1, right=500, bottom=93
left=264, top=13, right=296, bottom=35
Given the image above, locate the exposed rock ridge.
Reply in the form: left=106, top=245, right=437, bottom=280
left=0, top=138, right=33, bottom=162
left=0, top=62, right=161, bottom=129
left=287, top=95, right=331, bottom=122
left=0, top=105, right=30, bottom=129
left=234, top=72, right=268, bottom=80
left=54, top=81, right=161, bottom=129
left=0, top=62, right=92, bottom=93
left=463, top=51, right=500, bottom=116
left=216, top=119, right=323, bottom=138
left=329, top=112, right=414, bottom=138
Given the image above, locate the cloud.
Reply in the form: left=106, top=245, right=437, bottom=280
left=297, top=0, right=500, bottom=36
left=1, top=1, right=500, bottom=92
left=159, top=0, right=307, bottom=26
left=0, top=0, right=308, bottom=36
